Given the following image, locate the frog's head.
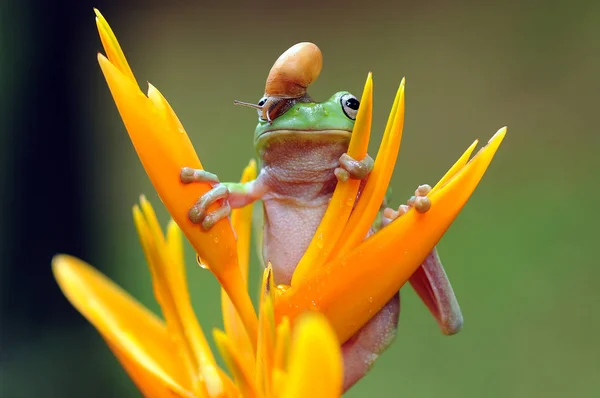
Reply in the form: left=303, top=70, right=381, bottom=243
left=234, top=42, right=360, bottom=154
left=253, top=91, right=360, bottom=153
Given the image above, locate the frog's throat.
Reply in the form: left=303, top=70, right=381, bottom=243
left=255, top=129, right=351, bottom=149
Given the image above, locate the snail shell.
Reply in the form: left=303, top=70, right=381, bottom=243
left=233, top=42, right=323, bottom=121
left=265, top=42, right=323, bottom=98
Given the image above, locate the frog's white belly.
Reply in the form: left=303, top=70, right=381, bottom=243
left=257, top=135, right=348, bottom=285
left=261, top=197, right=330, bottom=285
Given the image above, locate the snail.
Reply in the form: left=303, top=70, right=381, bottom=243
left=234, top=42, right=323, bottom=122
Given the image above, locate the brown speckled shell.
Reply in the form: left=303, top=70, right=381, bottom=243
left=265, top=42, right=323, bottom=98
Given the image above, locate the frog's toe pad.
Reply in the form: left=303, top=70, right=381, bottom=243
left=188, top=184, right=230, bottom=230
left=180, top=167, right=220, bottom=184
left=334, top=167, right=350, bottom=182
left=406, top=184, right=432, bottom=213
left=337, top=153, right=374, bottom=180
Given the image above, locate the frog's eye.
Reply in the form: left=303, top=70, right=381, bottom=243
left=340, top=93, right=360, bottom=120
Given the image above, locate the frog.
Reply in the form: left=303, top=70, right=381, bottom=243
left=179, top=43, right=463, bottom=391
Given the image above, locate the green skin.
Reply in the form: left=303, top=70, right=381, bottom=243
left=253, top=92, right=356, bottom=147
left=181, top=91, right=463, bottom=391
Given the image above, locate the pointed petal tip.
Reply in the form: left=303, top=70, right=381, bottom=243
left=93, top=9, right=103, bottom=24
left=490, top=126, right=507, bottom=143
left=52, top=254, right=84, bottom=285
left=51, top=254, right=68, bottom=276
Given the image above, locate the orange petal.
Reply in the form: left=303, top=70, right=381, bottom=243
left=291, top=73, right=373, bottom=286
left=275, top=128, right=506, bottom=342
left=97, top=54, right=257, bottom=347
left=220, top=160, right=258, bottom=377
left=52, top=255, right=193, bottom=397
left=147, top=84, right=203, bottom=170
left=134, top=199, right=222, bottom=396
left=280, top=314, right=343, bottom=398
left=330, top=78, right=406, bottom=259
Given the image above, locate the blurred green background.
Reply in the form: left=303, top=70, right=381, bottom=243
left=2, top=0, right=599, bottom=396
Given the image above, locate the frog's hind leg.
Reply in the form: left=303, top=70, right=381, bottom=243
left=383, top=184, right=463, bottom=335
left=180, top=167, right=231, bottom=230
left=408, top=247, right=463, bottom=335
left=341, top=293, right=400, bottom=391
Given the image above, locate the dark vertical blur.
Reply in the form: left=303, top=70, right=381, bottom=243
left=1, top=0, right=124, bottom=396
left=3, top=0, right=89, bottom=334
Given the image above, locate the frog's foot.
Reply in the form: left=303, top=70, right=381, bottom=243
left=382, top=184, right=432, bottom=222
left=342, top=293, right=400, bottom=391
left=335, top=153, right=374, bottom=182
left=382, top=183, right=463, bottom=335
left=180, top=167, right=231, bottom=230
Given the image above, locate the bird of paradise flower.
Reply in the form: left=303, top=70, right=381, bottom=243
left=53, top=9, right=506, bottom=398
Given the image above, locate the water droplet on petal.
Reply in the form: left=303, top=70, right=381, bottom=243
left=196, top=253, right=210, bottom=270
left=316, top=233, right=324, bottom=248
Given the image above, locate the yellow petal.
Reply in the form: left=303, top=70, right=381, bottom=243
left=166, top=219, right=185, bottom=269
left=213, top=330, right=258, bottom=398
left=275, top=128, right=506, bottom=342
left=109, top=341, right=198, bottom=398
left=271, top=369, right=287, bottom=397
left=291, top=73, right=373, bottom=286
left=256, top=267, right=277, bottom=397
left=94, top=9, right=136, bottom=84
left=134, top=200, right=222, bottom=396
left=97, top=54, right=257, bottom=346
left=281, top=314, right=343, bottom=398
left=220, top=160, right=258, bottom=377
left=52, top=255, right=193, bottom=397
left=273, top=317, right=291, bottom=373
left=216, top=369, right=240, bottom=398
left=230, top=159, right=258, bottom=282
left=330, top=78, right=406, bottom=259
left=432, top=138, right=479, bottom=191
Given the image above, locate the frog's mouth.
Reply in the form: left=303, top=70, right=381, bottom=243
left=255, top=129, right=352, bottom=148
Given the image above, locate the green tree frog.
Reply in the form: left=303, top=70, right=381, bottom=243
left=180, top=43, right=462, bottom=390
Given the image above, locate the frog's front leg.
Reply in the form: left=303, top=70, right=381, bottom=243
left=334, top=153, right=374, bottom=182
left=383, top=184, right=464, bottom=335
left=180, top=167, right=268, bottom=230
